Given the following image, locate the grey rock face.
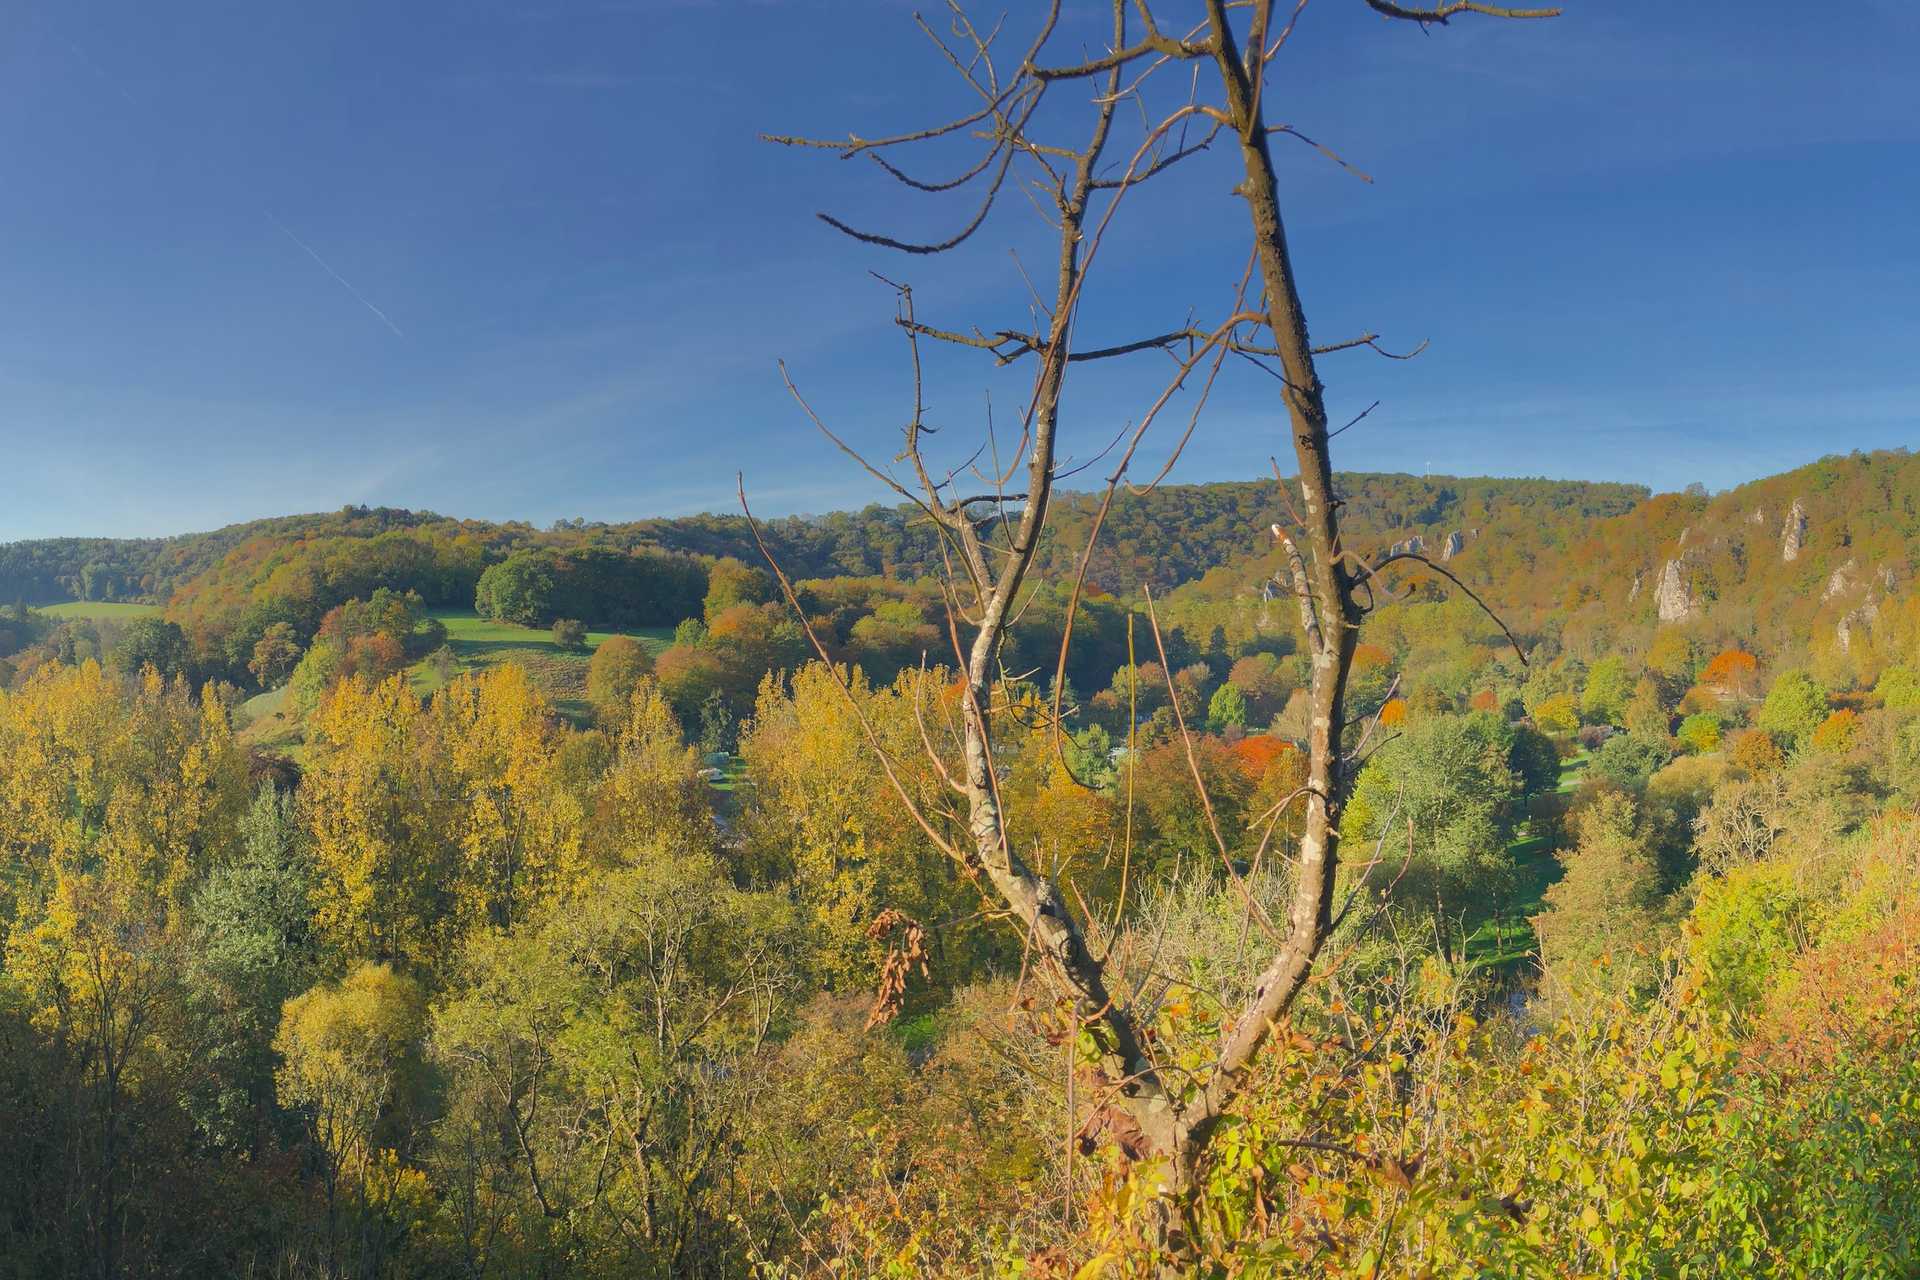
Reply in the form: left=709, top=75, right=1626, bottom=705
left=1837, top=597, right=1881, bottom=654
left=1656, top=559, right=1697, bottom=623
left=1823, top=558, right=1859, bottom=602
left=1441, top=530, right=1464, bottom=561
left=1782, top=499, right=1807, bottom=562
left=1387, top=534, right=1425, bottom=558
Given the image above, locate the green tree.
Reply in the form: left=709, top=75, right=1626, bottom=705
left=697, top=687, right=736, bottom=755
left=1758, top=669, right=1827, bottom=750
left=1342, top=712, right=1523, bottom=924
left=1534, top=789, right=1662, bottom=998
left=1588, top=732, right=1673, bottom=792
left=474, top=553, right=556, bottom=626
left=586, top=634, right=654, bottom=713
left=186, top=785, right=318, bottom=1152
left=702, top=555, right=774, bottom=621
left=1207, top=682, right=1248, bottom=732
left=1686, top=861, right=1809, bottom=1018
left=430, top=858, right=797, bottom=1275
left=247, top=621, right=303, bottom=688
left=1580, top=655, right=1633, bottom=726
left=1065, top=723, right=1116, bottom=789
left=846, top=599, right=940, bottom=682
left=1507, top=722, right=1563, bottom=796
left=111, top=617, right=191, bottom=679
left=1874, top=664, right=1920, bottom=712
left=286, top=641, right=344, bottom=717
left=1676, top=711, right=1723, bottom=754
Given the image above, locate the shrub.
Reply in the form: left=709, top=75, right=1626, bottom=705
left=551, top=617, right=587, bottom=651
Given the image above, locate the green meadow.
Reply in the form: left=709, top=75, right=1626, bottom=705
left=412, top=610, right=675, bottom=723
left=235, top=610, right=677, bottom=748
left=35, top=601, right=162, bottom=620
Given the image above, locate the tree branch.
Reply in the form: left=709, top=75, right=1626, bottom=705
left=1363, top=0, right=1561, bottom=23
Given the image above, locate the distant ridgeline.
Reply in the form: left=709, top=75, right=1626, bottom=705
left=6, top=451, right=1919, bottom=691
left=0, top=473, right=1647, bottom=610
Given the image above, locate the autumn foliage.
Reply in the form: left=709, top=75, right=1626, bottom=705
left=1228, top=733, right=1296, bottom=781
left=1701, top=648, right=1761, bottom=697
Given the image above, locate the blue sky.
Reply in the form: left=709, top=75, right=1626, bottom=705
left=2, top=0, right=1917, bottom=541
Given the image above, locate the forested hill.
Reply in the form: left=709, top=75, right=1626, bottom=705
left=15, top=453, right=1920, bottom=692
left=1165, top=449, right=1920, bottom=692
left=0, top=508, right=470, bottom=606
left=0, top=472, right=1647, bottom=607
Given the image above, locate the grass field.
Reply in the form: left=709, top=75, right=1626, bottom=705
left=35, top=601, right=162, bottom=620
left=412, top=611, right=676, bottom=724
left=234, top=611, right=680, bottom=755
left=234, top=684, right=305, bottom=759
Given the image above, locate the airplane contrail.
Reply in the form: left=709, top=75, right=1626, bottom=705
left=64, top=37, right=139, bottom=108
left=264, top=210, right=405, bottom=338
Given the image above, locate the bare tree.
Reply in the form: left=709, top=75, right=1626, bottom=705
left=755, top=0, right=1551, bottom=1222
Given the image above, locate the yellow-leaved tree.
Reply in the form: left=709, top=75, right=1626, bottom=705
left=0, top=662, right=247, bottom=1280
left=591, top=674, right=713, bottom=865
left=426, top=665, right=586, bottom=935
left=274, top=962, right=428, bottom=1278
left=740, top=664, right=968, bottom=991
left=301, top=674, right=455, bottom=968
left=304, top=668, right=594, bottom=970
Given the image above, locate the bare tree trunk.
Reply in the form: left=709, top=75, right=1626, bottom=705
left=762, top=0, right=1555, bottom=1228
left=1165, top=0, right=1362, bottom=1171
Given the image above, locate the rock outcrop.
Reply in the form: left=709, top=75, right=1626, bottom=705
left=1628, top=571, right=1644, bottom=604
left=1441, top=530, right=1464, bottom=561
left=1823, top=558, right=1859, bottom=602
left=1387, top=534, right=1425, bottom=557
left=1655, top=559, right=1697, bottom=623
left=1782, top=499, right=1807, bottom=562
left=1838, top=598, right=1882, bottom=654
